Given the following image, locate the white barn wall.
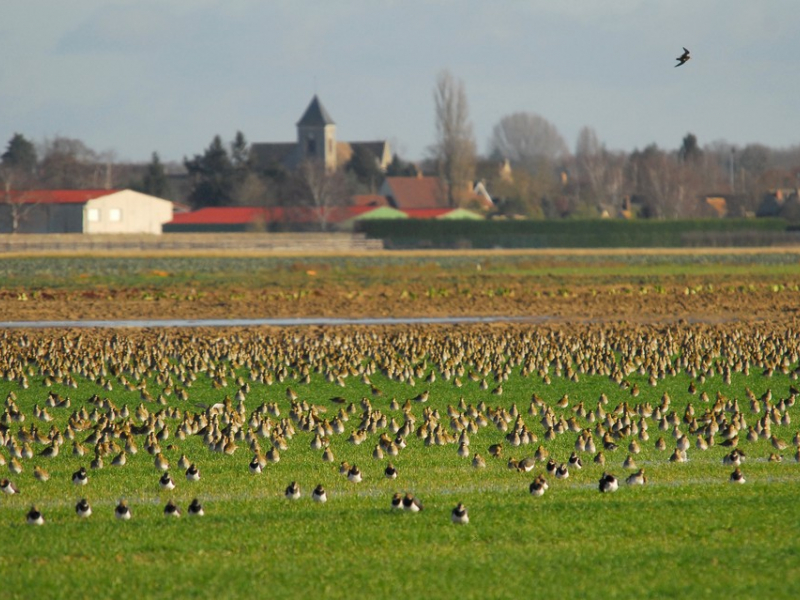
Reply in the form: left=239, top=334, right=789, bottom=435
left=83, top=191, right=173, bottom=234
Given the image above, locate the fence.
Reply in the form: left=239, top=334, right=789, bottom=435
left=0, top=233, right=384, bottom=254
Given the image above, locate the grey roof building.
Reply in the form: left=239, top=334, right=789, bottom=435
left=250, top=96, right=391, bottom=173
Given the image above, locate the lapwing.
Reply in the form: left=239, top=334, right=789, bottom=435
left=115, top=499, right=132, bottom=520
left=0, top=478, right=19, bottom=495
left=185, top=463, right=200, bottom=482
left=598, top=472, right=619, bottom=493
left=188, top=498, right=205, bottom=517
left=347, top=464, right=362, bottom=483
left=75, top=498, right=92, bottom=518
left=529, top=475, right=547, bottom=497
left=249, top=455, right=263, bottom=474
left=164, top=499, right=181, bottom=518
left=26, top=505, right=44, bottom=526
left=285, top=481, right=301, bottom=500
left=312, top=484, right=327, bottom=503
left=72, top=467, right=89, bottom=486
left=402, top=493, right=423, bottom=512
left=159, top=471, right=176, bottom=490
left=730, top=467, right=746, bottom=484
left=451, top=503, right=469, bottom=524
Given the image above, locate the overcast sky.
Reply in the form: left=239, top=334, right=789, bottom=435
left=1, top=1, right=798, bottom=164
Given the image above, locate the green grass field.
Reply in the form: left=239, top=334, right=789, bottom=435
left=0, top=324, right=799, bottom=599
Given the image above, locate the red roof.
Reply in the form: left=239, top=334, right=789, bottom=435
left=2, top=189, right=122, bottom=204
left=383, top=176, right=445, bottom=209
left=169, top=207, right=266, bottom=225
left=167, top=205, right=381, bottom=226
left=401, top=208, right=452, bottom=219
left=352, top=194, right=389, bottom=207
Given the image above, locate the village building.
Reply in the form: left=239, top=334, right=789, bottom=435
left=0, top=189, right=173, bottom=234
left=249, top=96, right=392, bottom=173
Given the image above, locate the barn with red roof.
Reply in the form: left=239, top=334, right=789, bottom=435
left=0, top=189, right=174, bottom=234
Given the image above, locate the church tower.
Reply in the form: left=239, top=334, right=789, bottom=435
left=296, top=95, right=337, bottom=171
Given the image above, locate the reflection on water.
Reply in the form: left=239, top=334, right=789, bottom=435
left=0, top=316, right=547, bottom=329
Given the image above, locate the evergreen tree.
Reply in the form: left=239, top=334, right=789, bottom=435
left=385, top=154, right=418, bottom=177
left=230, top=131, right=250, bottom=172
left=184, top=135, right=236, bottom=207
left=136, top=152, right=170, bottom=198
left=346, top=145, right=383, bottom=191
left=1, top=133, right=38, bottom=179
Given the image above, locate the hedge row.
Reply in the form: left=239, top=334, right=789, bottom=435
left=355, top=219, right=792, bottom=249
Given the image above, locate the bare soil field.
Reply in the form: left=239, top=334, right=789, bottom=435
left=0, top=247, right=798, bottom=324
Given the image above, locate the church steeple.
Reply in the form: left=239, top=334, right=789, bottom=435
left=297, top=95, right=337, bottom=170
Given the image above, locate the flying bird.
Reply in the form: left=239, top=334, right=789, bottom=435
left=675, top=47, right=690, bottom=67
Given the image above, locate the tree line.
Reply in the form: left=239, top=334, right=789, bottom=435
left=431, top=70, right=800, bottom=220
left=3, top=70, right=799, bottom=221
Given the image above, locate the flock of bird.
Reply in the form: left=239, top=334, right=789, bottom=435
left=0, top=321, right=797, bottom=527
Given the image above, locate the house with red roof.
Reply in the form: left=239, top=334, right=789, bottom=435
left=0, top=189, right=174, bottom=234
left=379, top=175, right=494, bottom=211
left=163, top=205, right=409, bottom=233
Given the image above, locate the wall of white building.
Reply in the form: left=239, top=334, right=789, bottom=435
left=83, top=190, right=173, bottom=234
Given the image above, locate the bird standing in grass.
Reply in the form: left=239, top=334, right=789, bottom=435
left=312, top=484, right=327, bottom=503
left=0, top=478, right=19, bottom=495
left=730, top=468, right=746, bottom=484
left=599, top=472, right=619, bottom=493
left=391, top=493, right=403, bottom=510
left=72, top=467, right=88, bottom=486
left=159, top=471, right=176, bottom=490
left=164, top=500, right=181, bottom=518
left=451, top=503, right=469, bottom=524
left=185, top=463, right=200, bottom=481
left=249, top=455, right=263, bottom=474
left=188, top=498, right=205, bottom=517
left=75, top=498, right=92, bottom=518
left=528, top=475, right=548, bottom=498
left=26, top=506, right=44, bottom=526
left=402, top=493, right=423, bottom=512
left=347, top=464, right=362, bottom=483
left=626, top=469, right=647, bottom=486
left=384, top=463, right=398, bottom=479
left=285, top=481, right=301, bottom=500
left=115, top=500, right=132, bottom=520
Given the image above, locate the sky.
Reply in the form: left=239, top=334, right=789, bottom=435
left=1, top=1, right=798, bottom=164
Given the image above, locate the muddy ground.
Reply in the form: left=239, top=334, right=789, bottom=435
left=0, top=282, right=797, bottom=325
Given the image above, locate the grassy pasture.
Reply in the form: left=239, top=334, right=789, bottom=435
left=0, top=324, right=798, bottom=599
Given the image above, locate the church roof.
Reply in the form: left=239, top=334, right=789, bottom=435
left=297, top=95, right=335, bottom=127
left=250, top=143, right=298, bottom=169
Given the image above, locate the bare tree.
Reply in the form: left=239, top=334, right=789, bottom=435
left=38, top=136, right=100, bottom=189
left=490, top=112, right=568, bottom=173
left=430, top=70, right=476, bottom=207
left=293, top=160, right=350, bottom=231
left=575, top=126, right=625, bottom=214
left=0, top=172, right=39, bottom=233
left=629, top=146, right=703, bottom=218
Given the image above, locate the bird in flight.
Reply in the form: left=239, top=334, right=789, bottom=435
left=675, top=47, right=690, bottom=67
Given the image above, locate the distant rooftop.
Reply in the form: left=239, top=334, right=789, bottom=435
left=297, top=95, right=335, bottom=127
